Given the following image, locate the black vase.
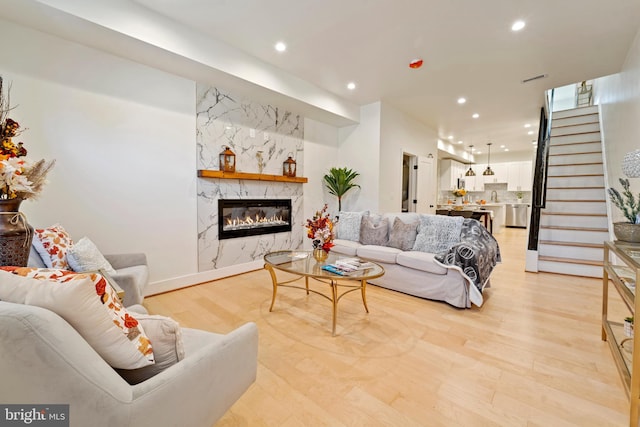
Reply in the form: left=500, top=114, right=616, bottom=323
left=0, top=198, right=34, bottom=267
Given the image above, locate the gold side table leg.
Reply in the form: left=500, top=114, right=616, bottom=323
left=305, top=276, right=310, bottom=295
left=361, top=280, right=369, bottom=313
left=331, top=280, right=338, bottom=336
left=265, top=263, right=279, bottom=312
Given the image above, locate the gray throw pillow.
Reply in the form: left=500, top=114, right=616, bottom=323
left=388, top=217, right=419, bottom=251
left=412, top=214, right=464, bottom=253
left=359, top=214, right=389, bottom=246
left=336, top=211, right=367, bottom=241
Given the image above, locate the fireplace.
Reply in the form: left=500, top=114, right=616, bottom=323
left=218, top=199, right=292, bottom=240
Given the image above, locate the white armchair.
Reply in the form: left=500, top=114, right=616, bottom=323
left=0, top=301, right=259, bottom=427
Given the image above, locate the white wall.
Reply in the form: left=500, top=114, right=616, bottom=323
left=1, top=19, right=198, bottom=290
left=303, top=118, right=339, bottom=242
left=336, top=102, right=381, bottom=213
left=379, top=103, right=439, bottom=212
left=334, top=101, right=441, bottom=214
left=596, top=26, right=640, bottom=223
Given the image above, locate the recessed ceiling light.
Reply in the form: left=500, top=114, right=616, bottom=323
left=504, top=148, right=510, bottom=152
left=524, top=123, right=531, bottom=128
left=512, top=20, right=526, bottom=31
left=500, top=145, right=505, bottom=148
left=275, top=42, right=287, bottom=52
left=472, top=113, right=479, bottom=119
left=457, top=97, right=466, bottom=104
left=476, top=151, right=482, bottom=155
left=347, top=82, right=356, bottom=90
left=527, top=130, right=534, bottom=135
left=457, top=140, right=463, bottom=144
left=448, top=135, right=454, bottom=140
left=532, top=141, right=537, bottom=144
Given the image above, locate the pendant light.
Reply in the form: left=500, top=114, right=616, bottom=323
left=483, top=142, right=495, bottom=176
left=465, top=145, right=476, bottom=176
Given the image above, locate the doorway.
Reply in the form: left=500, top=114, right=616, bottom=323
left=402, top=153, right=435, bottom=214
left=402, top=154, right=412, bottom=212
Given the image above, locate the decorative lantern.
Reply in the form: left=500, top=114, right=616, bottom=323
left=219, top=146, right=236, bottom=173
left=283, top=153, right=297, bottom=177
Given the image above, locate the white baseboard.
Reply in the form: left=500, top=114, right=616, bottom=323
left=525, top=250, right=538, bottom=272
left=144, top=259, right=265, bottom=296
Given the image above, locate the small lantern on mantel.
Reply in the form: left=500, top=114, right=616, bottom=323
left=219, top=145, right=236, bottom=173
left=283, top=153, right=297, bottom=177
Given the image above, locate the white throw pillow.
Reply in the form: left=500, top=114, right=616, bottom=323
left=336, top=211, right=368, bottom=241
left=115, top=314, right=185, bottom=384
left=412, top=214, right=464, bottom=254
left=0, top=267, right=155, bottom=370
left=67, top=237, right=117, bottom=275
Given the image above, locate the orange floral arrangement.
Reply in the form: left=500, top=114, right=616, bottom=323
left=305, top=204, right=335, bottom=252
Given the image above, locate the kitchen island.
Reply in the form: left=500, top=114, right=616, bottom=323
left=437, top=203, right=506, bottom=234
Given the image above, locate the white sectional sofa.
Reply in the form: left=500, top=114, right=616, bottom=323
left=331, top=212, right=500, bottom=308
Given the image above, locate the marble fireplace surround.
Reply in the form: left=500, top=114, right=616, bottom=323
left=196, top=85, right=305, bottom=272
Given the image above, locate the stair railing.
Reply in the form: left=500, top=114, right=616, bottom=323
left=527, top=89, right=554, bottom=251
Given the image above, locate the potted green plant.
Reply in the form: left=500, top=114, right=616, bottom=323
left=608, top=178, right=640, bottom=242
left=323, top=167, right=360, bottom=212
left=516, top=192, right=523, bottom=203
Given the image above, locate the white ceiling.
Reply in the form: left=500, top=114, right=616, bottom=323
left=130, top=0, right=640, bottom=153
left=21, top=1, right=640, bottom=154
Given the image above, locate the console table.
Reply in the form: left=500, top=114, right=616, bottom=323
left=602, top=240, right=640, bottom=426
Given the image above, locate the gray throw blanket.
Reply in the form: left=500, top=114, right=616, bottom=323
left=434, top=219, right=501, bottom=293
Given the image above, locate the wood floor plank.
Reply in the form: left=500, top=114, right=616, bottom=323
left=144, top=228, right=627, bottom=426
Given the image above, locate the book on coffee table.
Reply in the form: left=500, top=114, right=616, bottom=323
left=321, top=264, right=354, bottom=276
left=334, top=258, right=375, bottom=271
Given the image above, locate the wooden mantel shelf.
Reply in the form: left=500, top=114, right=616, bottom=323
left=197, top=170, right=308, bottom=183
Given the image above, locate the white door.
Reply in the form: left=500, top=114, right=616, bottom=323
left=415, top=156, right=436, bottom=214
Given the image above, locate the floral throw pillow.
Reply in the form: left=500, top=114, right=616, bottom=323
left=32, top=224, right=74, bottom=269
left=0, top=267, right=155, bottom=370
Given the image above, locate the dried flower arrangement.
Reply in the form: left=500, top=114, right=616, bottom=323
left=0, top=77, right=55, bottom=200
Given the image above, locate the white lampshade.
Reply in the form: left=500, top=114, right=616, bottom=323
left=622, top=149, right=640, bottom=178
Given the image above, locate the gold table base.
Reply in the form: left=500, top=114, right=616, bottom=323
left=264, top=263, right=369, bottom=336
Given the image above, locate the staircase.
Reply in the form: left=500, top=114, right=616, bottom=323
left=537, top=105, right=607, bottom=278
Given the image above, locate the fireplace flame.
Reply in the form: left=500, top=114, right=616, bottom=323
left=225, top=214, right=287, bottom=230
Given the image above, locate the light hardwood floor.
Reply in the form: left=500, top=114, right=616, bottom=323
left=145, top=228, right=629, bottom=426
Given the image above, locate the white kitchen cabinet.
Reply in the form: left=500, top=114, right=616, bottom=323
left=480, top=162, right=508, bottom=185
left=464, top=173, right=482, bottom=191
left=439, top=159, right=466, bottom=191
left=507, top=161, right=533, bottom=191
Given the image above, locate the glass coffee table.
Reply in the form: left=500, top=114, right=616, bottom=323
left=264, top=250, right=385, bottom=336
